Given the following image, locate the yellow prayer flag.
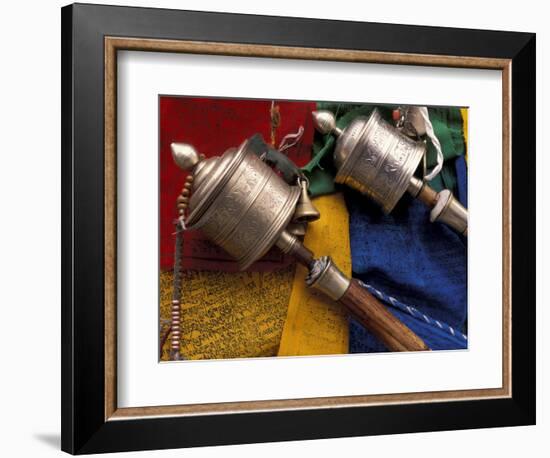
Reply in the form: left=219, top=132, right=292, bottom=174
left=278, top=193, right=351, bottom=356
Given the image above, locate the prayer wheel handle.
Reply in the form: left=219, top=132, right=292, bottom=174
left=408, top=177, right=468, bottom=237
left=339, top=279, right=429, bottom=351
left=277, top=232, right=429, bottom=352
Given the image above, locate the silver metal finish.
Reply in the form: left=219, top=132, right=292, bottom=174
left=407, top=176, right=424, bottom=198
left=397, top=106, right=427, bottom=137
left=313, top=108, right=425, bottom=214
left=430, top=189, right=468, bottom=236
left=172, top=139, right=300, bottom=270
left=171, top=143, right=201, bottom=171
left=312, top=110, right=343, bottom=137
left=292, top=179, right=321, bottom=223
left=275, top=229, right=300, bottom=254
left=286, top=221, right=307, bottom=237
left=305, top=256, right=351, bottom=301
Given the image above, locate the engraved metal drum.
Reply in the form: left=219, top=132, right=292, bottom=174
left=332, top=108, right=425, bottom=214
left=180, top=139, right=300, bottom=270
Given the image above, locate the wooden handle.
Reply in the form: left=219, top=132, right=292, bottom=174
left=339, top=279, right=429, bottom=352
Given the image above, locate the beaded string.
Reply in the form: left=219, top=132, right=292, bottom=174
left=270, top=100, right=280, bottom=147
left=168, top=173, right=193, bottom=361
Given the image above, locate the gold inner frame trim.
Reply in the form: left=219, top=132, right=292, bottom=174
left=104, top=36, right=512, bottom=421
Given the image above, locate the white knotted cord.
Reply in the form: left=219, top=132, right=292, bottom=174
left=418, top=107, right=444, bottom=181
left=177, top=216, right=187, bottom=231
left=278, top=125, right=304, bottom=153
left=172, top=216, right=187, bottom=234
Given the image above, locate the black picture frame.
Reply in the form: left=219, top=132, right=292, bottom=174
left=61, top=3, right=535, bottom=454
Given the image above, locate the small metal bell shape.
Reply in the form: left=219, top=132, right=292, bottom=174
left=292, top=180, right=320, bottom=223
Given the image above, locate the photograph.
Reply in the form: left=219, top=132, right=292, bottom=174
left=158, top=96, right=469, bottom=361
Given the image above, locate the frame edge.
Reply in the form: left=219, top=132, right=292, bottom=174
left=61, top=3, right=75, bottom=454
left=63, top=4, right=536, bottom=453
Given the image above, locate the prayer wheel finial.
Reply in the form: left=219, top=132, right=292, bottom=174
left=312, top=110, right=342, bottom=137
left=171, top=142, right=201, bottom=171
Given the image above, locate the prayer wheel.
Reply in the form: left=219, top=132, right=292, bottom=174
left=171, top=137, right=429, bottom=352
left=312, top=108, right=468, bottom=236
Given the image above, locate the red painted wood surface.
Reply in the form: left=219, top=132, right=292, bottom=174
left=159, top=96, right=316, bottom=271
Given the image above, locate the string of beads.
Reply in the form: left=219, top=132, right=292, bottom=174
left=169, top=173, right=193, bottom=360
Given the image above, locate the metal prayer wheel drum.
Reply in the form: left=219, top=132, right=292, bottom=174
left=317, top=108, right=425, bottom=214
left=171, top=139, right=300, bottom=270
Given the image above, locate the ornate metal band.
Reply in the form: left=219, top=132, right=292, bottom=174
left=430, top=189, right=468, bottom=236
left=305, top=256, right=351, bottom=301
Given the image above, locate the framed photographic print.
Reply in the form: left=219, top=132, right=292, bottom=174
left=61, top=3, right=536, bottom=454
